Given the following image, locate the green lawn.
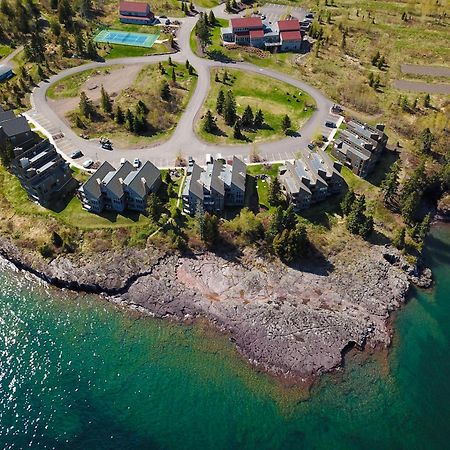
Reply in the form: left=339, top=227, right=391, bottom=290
left=247, top=163, right=282, bottom=209
left=103, top=43, right=169, bottom=59
left=0, top=44, right=13, bottom=59
left=197, top=68, right=315, bottom=144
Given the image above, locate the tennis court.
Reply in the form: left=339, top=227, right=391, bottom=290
left=94, top=30, right=160, bottom=48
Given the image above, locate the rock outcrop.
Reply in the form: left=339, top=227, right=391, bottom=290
left=0, top=235, right=431, bottom=380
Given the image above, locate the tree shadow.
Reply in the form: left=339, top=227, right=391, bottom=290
left=206, top=49, right=236, bottom=63
left=288, top=243, right=335, bottom=275
left=286, top=130, right=301, bottom=137
left=366, top=147, right=400, bottom=187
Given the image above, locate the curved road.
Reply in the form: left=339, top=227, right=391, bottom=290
left=27, top=8, right=334, bottom=169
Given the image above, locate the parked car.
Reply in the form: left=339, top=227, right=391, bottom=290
left=307, top=143, right=315, bottom=150
left=133, top=158, right=141, bottom=168
left=120, top=158, right=126, bottom=165
left=102, top=142, right=113, bottom=150
left=82, top=159, right=94, bottom=169
left=188, top=156, right=194, bottom=166
left=325, top=121, right=336, bottom=128
left=70, top=150, right=83, bottom=159
left=165, top=19, right=171, bottom=25
left=306, top=12, right=314, bottom=18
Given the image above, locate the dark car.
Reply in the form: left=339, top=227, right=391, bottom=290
left=325, top=121, right=336, bottom=128
left=307, top=143, right=315, bottom=150
left=165, top=19, right=171, bottom=25
left=70, top=150, right=83, bottom=159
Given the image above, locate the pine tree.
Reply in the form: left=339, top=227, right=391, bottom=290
left=392, top=227, right=406, bottom=250
left=424, top=93, right=431, bottom=108
left=222, top=70, right=229, bottom=83
left=215, top=73, right=219, bottom=82
left=223, top=90, right=237, bottom=126
left=146, top=193, right=162, bottom=222
left=283, top=205, right=297, bottom=230
left=340, top=189, right=356, bottom=215
left=225, top=0, right=232, bottom=12
left=268, top=176, right=282, bottom=206
left=254, top=109, right=264, bottom=129
left=420, top=127, right=434, bottom=154
left=125, top=109, right=134, bottom=132
left=267, top=206, right=284, bottom=240
left=380, top=161, right=400, bottom=205
left=281, top=114, right=292, bottom=133
left=158, top=62, right=166, bottom=74
left=233, top=120, right=243, bottom=139
left=86, top=38, right=97, bottom=59
left=100, top=85, right=112, bottom=114
left=171, top=68, right=177, bottom=84
left=185, top=59, right=190, bottom=70
left=241, top=105, right=254, bottom=128
left=115, top=105, right=125, bottom=124
left=208, top=10, right=216, bottom=26
left=416, top=213, right=431, bottom=241
left=79, top=91, right=94, bottom=119
left=371, top=51, right=380, bottom=66
left=168, top=56, right=173, bottom=66
left=203, top=110, right=216, bottom=133
left=216, top=90, right=225, bottom=114
left=161, top=81, right=171, bottom=100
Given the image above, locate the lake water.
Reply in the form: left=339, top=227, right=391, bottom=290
left=1, top=225, right=449, bottom=449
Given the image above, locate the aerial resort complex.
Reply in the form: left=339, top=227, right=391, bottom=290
left=0, top=0, right=448, bottom=446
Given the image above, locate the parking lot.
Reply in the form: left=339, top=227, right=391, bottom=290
left=258, top=3, right=309, bottom=24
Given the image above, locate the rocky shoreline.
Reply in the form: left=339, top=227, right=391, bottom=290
left=0, top=235, right=432, bottom=381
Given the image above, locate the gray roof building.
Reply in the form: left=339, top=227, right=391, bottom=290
left=79, top=160, right=161, bottom=214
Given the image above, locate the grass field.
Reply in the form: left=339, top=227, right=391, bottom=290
left=67, top=60, right=197, bottom=148
left=197, top=68, right=315, bottom=144
left=0, top=44, right=13, bottom=58
left=103, top=42, right=169, bottom=59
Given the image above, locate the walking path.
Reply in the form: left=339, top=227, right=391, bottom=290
left=27, top=8, right=336, bottom=169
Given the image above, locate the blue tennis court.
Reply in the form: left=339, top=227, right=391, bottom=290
left=94, top=30, right=159, bottom=48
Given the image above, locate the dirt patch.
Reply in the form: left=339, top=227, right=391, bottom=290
left=393, top=79, right=450, bottom=95
left=49, top=64, right=144, bottom=118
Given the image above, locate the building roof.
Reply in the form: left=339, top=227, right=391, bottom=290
left=231, top=17, right=263, bottom=29
left=0, top=110, right=16, bottom=123
left=230, top=156, right=246, bottom=191
left=281, top=161, right=312, bottom=195
left=80, top=161, right=114, bottom=199
left=186, top=163, right=204, bottom=201
left=277, top=19, right=300, bottom=31
left=119, top=1, right=149, bottom=13
left=103, top=161, right=134, bottom=198
left=0, top=116, right=31, bottom=138
left=125, top=161, right=160, bottom=198
left=250, top=29, right=264, bottom=39
left=280, top=30, right=301, bottom=41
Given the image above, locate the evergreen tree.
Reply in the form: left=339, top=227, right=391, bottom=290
left=380, top=160, right=400, bottom=205
left=281, top=114, right=291, bottom=133
left=100, top=85, right=112, bottom=114
left=254, top=109, right=264, bottom=129
left=216, top=90, right=225, bottom=114
left=401, top=191, right=419, bottom=225
left=346, top=195, right=373, bottom=238
left=268, top=176, right=282, bottom=206
left=283, top=205, right=297, bottom=230
left=202, top=110, right=216, bottom=133
left=171, top=68, right=177, bottom=83
left=392, top=227, right=406, bottom=250
left=0, top=141, right=15, bottom=167
left=241, top=105, right=254, bottom=128
left=215, top=73, right=219, bottom=82
left=267, top=206, right=284, bottom=240
left=86, top=38, right=97, bottom=59
left=161, top=81, right=171, bottom=100
left=272, top=229, right=289, bottom=261
left=416, top=213, right=431, bottom=242
left=340, top=189, right=356, bottom=215
left=208, top=10, right=216, bottom=25
left=420, top=127, right=434, bottom=154
left=158, top=62, right=166, bottom=74
left=136, top=100, right=148, bottom=116
left=424, top=93, right=431, bottom=108
left=222, top=70, right=229, bottom=83
left=195, top=203, right=206, bottom=241
left=223, top=90, right=237, bottom=126
left=233, top=120, right=243, bottom=139
left=168, top=56, right=173, bottom=66
left=115, top=105, right=125, bottom=124
left=195, top=13, right=210, bottom=48
left=203, top=212, right=219, bottom=244
left=125, top=109, right=134, bottom=131
left=146, top=193, right=162, bottom=222
left=185, top=59, right=190, bottom=70
left=57, top=0, right=73, bottom=28
left=225, top=0, right=232, bottom=13
left=79, top=91, right=94, bottom=119
left=50, top=0, right=58, bottom=9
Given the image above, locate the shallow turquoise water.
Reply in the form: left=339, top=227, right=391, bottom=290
left=0, top=225, right=449, bottom=449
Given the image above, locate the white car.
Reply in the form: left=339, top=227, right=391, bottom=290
left=82, top=159, right=94, bottom=169
left=133, top=158, right=141, bottom=168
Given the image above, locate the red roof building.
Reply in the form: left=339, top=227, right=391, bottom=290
left=277, top=19, right=301, bottom=32
left=280, top=30, right=302, bottom=41
left=230, top=17, right=263, bottom=30
left=249, top=29, right=264, bottom=39
left=119, top=1, right=154, bottom=24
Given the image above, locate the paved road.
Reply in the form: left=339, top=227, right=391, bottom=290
left=401, top=64, right=450, bottom=78
left=28, top=8, right=334, bottom=169
left=393, top=79, right=450, bottom=95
